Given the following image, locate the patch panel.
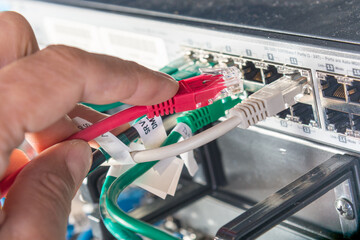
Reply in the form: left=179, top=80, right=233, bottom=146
left=183, top=48, right=319, bottom=128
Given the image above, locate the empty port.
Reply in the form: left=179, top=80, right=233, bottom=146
left=242, top=61, right=262, bottom=83
left=325, top=108, right=350, bottom=134
left=263, top=65, right=282, bottom=84
left=222, top=58, right=236, bottom=67
left=320, top=75, right=346, bottom=101
left=347, top=81, right=360, bottom=103
left=277, top=108, right=291, bottom=119
left=276, top=103, right=314, bottom=125
left=292, top=103, right=315, bottom=125
left=352, top=114, right=360, bottom=131
left=246, top=90, right=255, bottom=96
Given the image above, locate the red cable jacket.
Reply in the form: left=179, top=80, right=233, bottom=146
left=67, top=105, right=148, bottom=142
left=0, top=73, right=227, bottom=195
left=0, top=106, right=147, bottom=197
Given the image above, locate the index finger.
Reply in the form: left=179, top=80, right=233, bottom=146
left=0, top=44, right=178, bottom=175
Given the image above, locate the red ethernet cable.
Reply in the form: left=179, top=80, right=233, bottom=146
left=0, top=67, right=243, bottom=196
left=67, top=73, right=227, bottom=142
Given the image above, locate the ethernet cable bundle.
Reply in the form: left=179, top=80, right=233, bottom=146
left=0, top=56, right=309, bottom=240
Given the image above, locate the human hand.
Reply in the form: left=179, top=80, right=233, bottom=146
left=0, top=12, right=178, bottom=239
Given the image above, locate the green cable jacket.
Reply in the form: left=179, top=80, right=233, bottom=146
left=100, top=176, right=142, bottom=240
left=104, top=133, right=181, bottom=240
left=82, top=102, right=124, bottom=112
left=102, top=96, right=241, bottom=240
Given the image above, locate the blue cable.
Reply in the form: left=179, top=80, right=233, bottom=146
left=77, top=229, right=93, bottom=240
left=66, top=224, right=75, bottom=240
left=117, top=187, right=147, bottom=213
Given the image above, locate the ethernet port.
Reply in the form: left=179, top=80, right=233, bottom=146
left=264, top=65, right=282, bottom=84
left=242, top=61, right=262, bottom=83
left=325, top=108, right=350, bottom=134
left=320, top=75, right=346, bottom=101
left=246, top=90, right=254, bottom=96
left=352, top=114, right=360, bottom=131
left=347, top=81, right=360, bottom=103
left=277, top=108, right=290, bottom=119
left=292, top=103, right=314, bottom=125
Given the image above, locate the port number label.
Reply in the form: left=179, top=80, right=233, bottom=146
left=338, top=135, right=347, bottom=143
left=290, top=57, right=298, bottom=65
left=303, top=126, right=311, bottom=134
left=246, top=49, right=252, bottom=56
left=280, top=120, right=288, bottom=127
left=326, top=64, right=335, bottom=72
left=267, top=53, right=274, bottom=61
left=353, top=68, right=360, bottom=77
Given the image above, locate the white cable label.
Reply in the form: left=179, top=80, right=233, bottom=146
left=153, top=122, right=198, bottom=177
left=107, top=165, right=133, bottom=177
left=135, top=157, right=184, bottom=199
left=132, top=116, right=167, bottom=148
left=72, top=117, right=135, bottom=165
left=153, top=157, right=176, bottom=175
left=172, top=123, right=199, bottom=176
left=132, top=116, right=187, bottom=198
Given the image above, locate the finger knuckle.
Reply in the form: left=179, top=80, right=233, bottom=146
left=43, top=45, right=84, bottom=67
left=42, top=45, right=85, bottom=80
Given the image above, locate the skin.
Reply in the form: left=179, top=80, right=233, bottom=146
left=0, top=11, right=179, bottom=239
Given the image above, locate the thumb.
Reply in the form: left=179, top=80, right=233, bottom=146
left=0, top=140, right=91, bottom=240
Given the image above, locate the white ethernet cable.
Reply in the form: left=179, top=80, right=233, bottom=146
left=131, top=73, right=310, bottom=163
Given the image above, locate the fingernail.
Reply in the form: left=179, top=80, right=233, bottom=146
left=65, top=140, right=92, bottom=185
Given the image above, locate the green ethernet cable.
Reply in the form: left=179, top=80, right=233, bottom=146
left=176, top=96, right=241, bottom=133
left=102, top=96, right=241, bottom=240
left=97, top=118, right=178, bottom=240
left=96, top=128, right=143, bottom=240
left=103, top=133, right=180, bottom=240
left=159, top=56, right=193, bottom=75
left=171, top=61, right=215, bottom=81
left=99, top=182, right=142, bottom=240
left=82, top=102, right=124, bottom=112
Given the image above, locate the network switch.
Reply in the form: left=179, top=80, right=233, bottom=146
left=180, top=48, right=319, bottom=130
left=6, top=0, right=360, bottom=239
left=7, top=0, right=360, bottom=154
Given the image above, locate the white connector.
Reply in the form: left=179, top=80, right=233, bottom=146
left=131, top=73, right=310, bottom=164
left=230, top=73, right=309, bottom=129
